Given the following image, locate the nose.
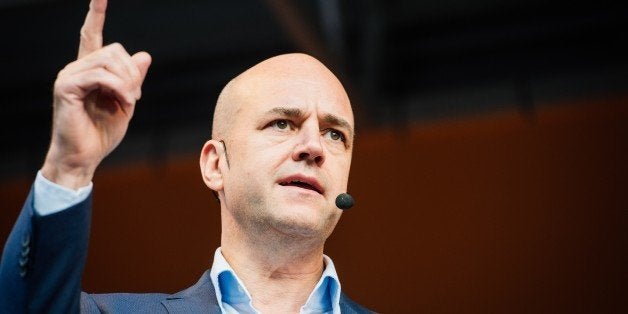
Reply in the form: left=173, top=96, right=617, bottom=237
left=292, top=125, right=325, bottom=166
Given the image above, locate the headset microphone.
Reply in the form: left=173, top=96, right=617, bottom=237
left=335, top=193, right=355, bottom=210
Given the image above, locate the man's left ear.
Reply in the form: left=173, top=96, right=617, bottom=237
left=199, top=140, right=224, bottom=192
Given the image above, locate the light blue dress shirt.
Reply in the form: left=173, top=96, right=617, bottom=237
left=210, top=248, right=341, bottom=314
left=32, top=171, right=342, bottom=313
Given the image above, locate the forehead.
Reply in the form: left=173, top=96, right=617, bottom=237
left=236, top=70, right=354, bottom=126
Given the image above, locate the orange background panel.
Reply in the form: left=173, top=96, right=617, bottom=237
left=1, top=96, right=626, bottom=312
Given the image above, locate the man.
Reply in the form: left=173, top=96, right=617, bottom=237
left=0, top=0, right=372, bottom=313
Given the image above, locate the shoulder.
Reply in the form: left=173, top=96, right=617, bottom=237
left=340, top=292, right=378, bottom=313
left=81, top=292, right=170, bottom=313
left=79, top=270, right=220, bottom=314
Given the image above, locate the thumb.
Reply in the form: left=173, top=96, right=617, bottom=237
left=132, top=51, right=152, bottom=83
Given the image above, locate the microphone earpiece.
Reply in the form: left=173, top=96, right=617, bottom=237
left=335, top=193, right=355, bottom=210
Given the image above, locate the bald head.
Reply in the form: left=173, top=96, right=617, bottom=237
left=211, top=53, right=352, bottom=140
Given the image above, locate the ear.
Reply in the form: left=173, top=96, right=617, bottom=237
left=200, top=140, right=224, bottom=192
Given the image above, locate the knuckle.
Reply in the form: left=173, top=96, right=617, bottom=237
left=103, top=48, right=114, bottom=59
left=96, top=67, right=108, bottom=78
left=55, top=66, right=73, bottom=84
left=52, top=79, right=62, bottom=92
left=125, top=80, right=136, bottom=93
left=109, top=42, right=127, bottom=54
left=79, top=27, right=89, bottom=40
left=53, top=77, right=69, bottom=96
left=131, top=67, right=141, bottom=81
left=79, top=28, right=101, bottom=44
left=56, top=67, right=67, bottom=79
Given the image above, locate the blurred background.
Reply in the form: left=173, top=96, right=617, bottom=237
left=1, top=0, right=626, bottom=312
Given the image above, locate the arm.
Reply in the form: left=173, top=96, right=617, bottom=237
left=0, top=0, right=150, bottom=311
left=0, top=187, right=93, bottom=313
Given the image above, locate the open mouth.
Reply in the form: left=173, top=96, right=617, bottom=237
left=279, top=180, right=322, bottom=194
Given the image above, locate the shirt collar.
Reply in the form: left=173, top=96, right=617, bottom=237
left=209, top=248, right=341, bottom=314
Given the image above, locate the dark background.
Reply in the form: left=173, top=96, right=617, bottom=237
left=1, top=0, right=627, bottom=312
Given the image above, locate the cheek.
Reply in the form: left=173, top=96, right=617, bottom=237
left=341, top=157, right=353, bottom=186
left=328, top=158, right=352, bottom=190
left=229, top=140, right=285, bottom=181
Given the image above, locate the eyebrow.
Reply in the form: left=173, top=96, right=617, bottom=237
left=267, top=107, right=304, bottom=119
left=266, top=107, right=354, bottom=139
left=323, top=113, right=354, bottom=139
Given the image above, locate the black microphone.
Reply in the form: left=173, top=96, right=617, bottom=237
left=335, top=193, right=355, bottom=210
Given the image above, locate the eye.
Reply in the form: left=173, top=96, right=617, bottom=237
left=268, top=119, right=294, bottom=131
left=324, top=129, right=346, bottom=142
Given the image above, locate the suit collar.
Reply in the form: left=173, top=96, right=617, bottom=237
left=160, top=269, right=372, bottom=314
left=340, top=292, right=374, bottom=313
left=161, top=270, right=221, bottom=314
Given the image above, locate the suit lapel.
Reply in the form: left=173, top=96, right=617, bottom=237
left=340, top=292, right=374, bottom=313
left=160, top=269, right=373, bottom=313
left=161, top=270, right=221, bottom=314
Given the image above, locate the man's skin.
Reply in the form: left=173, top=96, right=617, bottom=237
left=42, top=0, right=355, bottom=312
left=41, top=0, right=151, bottom=189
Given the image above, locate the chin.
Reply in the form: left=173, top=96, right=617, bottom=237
left=269, top=206, right=339, bottom=239
left=273, top=215, right=323, bottom=238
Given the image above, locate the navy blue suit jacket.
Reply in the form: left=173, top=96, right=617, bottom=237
left=0, top=188, right=373, bottom=313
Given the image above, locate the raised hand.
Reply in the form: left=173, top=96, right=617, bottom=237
left=41, top=0, right=151, bottom=189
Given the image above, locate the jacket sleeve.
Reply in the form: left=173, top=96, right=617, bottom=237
left=0, top=186, right=92, bottom=314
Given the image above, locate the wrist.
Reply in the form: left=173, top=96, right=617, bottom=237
left=41, top=156, right=95, bottom=190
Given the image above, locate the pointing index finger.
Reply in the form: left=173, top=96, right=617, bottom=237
left=78, top=0, right=107, bottom=59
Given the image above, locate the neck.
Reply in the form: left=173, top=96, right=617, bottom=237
left=220, top=210, right=327, bottom=313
